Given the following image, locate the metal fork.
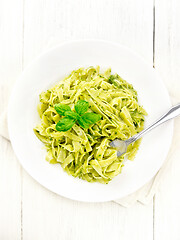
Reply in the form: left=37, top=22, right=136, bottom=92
left=110, top=104, right=180, bottom=157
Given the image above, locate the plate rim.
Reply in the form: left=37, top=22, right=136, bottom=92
left=8, top=39, right=174, bottom=202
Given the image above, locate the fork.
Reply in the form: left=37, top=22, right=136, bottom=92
left=109, top=103, right=180, bottom=157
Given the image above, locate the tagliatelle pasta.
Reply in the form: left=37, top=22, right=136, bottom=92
left=34, top=66, right=147, bottom=184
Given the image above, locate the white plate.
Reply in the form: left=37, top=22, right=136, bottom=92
left=8, top=40, right=173, bottom=202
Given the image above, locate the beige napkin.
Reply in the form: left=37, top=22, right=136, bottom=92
left=0, top=40, right=176, bottom=207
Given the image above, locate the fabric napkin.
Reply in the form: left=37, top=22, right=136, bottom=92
left=0, top=40, right=176, bottom=207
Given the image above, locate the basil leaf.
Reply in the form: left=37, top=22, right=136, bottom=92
left=77, top=117, right=91, bottom=129
left=81, top=112, right=102, bottom=125
left=54, top=103, right=71, bottom=116
left=64, top=111, right=79, bottom=120
left=56, top=117, right=75, bottom=132
left=55, top=101, right=101, bottom=130
left=77, top=113, right=102, bottom=129
left=75, top=100, right=89, bottom=115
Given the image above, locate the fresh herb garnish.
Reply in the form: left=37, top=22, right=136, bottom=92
left=64, top=111, right=79, bottom=120
left=54, top=104, right=71, bottom=116
left=54, top=100, right=102, bottom=132
left=56, top=117, right=76, bottom=132
left=75, top=100, right=89, bottom=116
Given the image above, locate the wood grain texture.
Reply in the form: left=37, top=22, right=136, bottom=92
left=154, top=0, right=180, bottom=239
left=0, top=0, right=23, bottom=239
left=22, top=1, right=154, bottom=240
left=2, top=0, right=180, bottom=239
left=155, top=0, right=180, bottom=101
left=22, top=172, right=153, bottom=240
left=23, top=0, right=153, bottom=62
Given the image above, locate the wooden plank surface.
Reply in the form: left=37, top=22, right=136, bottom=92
left=154, top=0, right=180, bottom=239
left=0, top=0, right=23, bottom=239
left=22, top=1, right=154, bottom=240
left=1, top=0, right=180, bottom=239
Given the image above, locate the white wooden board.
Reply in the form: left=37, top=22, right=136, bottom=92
left=0, top=0, right=23, bottom=239
left=0, top=0, right=180, bottom=239
left=154, top=0, right=180, bottom=239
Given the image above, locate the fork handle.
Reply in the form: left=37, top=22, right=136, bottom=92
left=126, top=103, right=180, bottom=145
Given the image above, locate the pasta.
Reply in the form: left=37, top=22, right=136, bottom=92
left=34, top=66, right=147, bottom=184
